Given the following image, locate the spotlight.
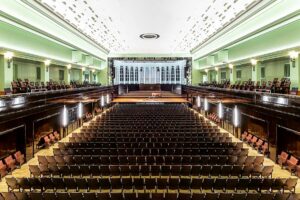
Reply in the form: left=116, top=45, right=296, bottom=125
left=250, top=59, right=257, bottom=66
left=218, top=102, right=223, bottom=119
left=4, top=51, right=13, bottom=68
left=106, top=94, right=110, bottom=104
left=233, top=106, right=239, bottom=127
left=62, top=105, right=68, bottom=127
left=77, top=102, right=83, bottom=118
left=204, top=98, right=209, bottom=111
left=67, top=64, right=72, bottom=69
left=228, top=64, right=234, bottom=69
left=197, top=96, right=201, bottom=108
left=101, top=95, right=105, bottom=107
left=44, top=59, right=51, bottom=66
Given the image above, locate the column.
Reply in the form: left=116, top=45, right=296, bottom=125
left=0, top=55, right=14, bottom=93
left=251, top=62, right=261, bottom=83
left=64, top=67, right=71, bottom=84
left=216, top=69, right=221, bottom=83
left=229, top=66, right=237, bottom=84
left=41, top=63, right=50, bottom=83
left=290, top=55, right=300, bottom=90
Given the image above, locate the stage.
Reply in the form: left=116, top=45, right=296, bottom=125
left=113, top=91, right=188, bottom=103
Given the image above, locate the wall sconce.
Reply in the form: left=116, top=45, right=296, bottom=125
left=44, top=59, right=51, bottom=72
left=289, top=51, right=298, bottom=68
left=233, top=106, right=240, bottom=127
left=204, top=98, right=209, bottom=111
left=218, top=102, right=224, bottom=119
left=215, top=67, right=219, bottom=71
left=67, top=64, right=72, bottom=74
left=62, top=105, right=68, bottom=127
left=228, top=64, right=233, bottom=74
left=82, top=67, right=86, bottom=73
left=251, top=59, right=257, bottom=71
left=4, top=51, right=14, bottom=68
left=204, top=69, right=209, bottom=73
left=92, top=69, right=96, bottom=74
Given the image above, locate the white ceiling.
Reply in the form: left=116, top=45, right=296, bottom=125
left=38, top=0, right=260, bottom=54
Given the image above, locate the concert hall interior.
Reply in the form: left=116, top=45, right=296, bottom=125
left=1, top=0, right=300, bottom=199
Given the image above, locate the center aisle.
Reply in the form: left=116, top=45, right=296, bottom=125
left=1, top=104, right=299, bottom=200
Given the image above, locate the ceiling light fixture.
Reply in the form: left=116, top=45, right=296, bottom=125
left=140, top=33, right=160, bottom=40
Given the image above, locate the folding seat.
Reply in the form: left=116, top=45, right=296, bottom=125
left=110, top=166, right=121, bottom=177
left=201, top=178, right=214, bottom=192
left=100, top=166, right=110, bottom=177
left=48, top=178, right=64, bottom=192
left=277, top=151, right=289, bottom=168
left=218, top=193, right=232, bottom=200
left=1, top=192, right=16, bottom=200
left=135, top=149, right=142, bottom=156
left=130, top=165, right=140, bottom=177
left=144, top=178, right=156, bottom=191
left=151, top=149, right=159, bottom=156
left=199, top=156, right=209, bottom=165
left=273, top=193, right=290, bottom=200
left=14, top=151, right=25, bottom=166
left=248, top=178, right=262, bottom=192
left=190, top=166, right=201, bottom=177
left=38, top=156, right=48, bottom=165
left=111, top=178, right=122, bottom=191
left=80, top=165, right=90, bottom=177
left=28, top=165, right=41, bottom=177
left=30, top=192, right=44, bottom=200
left=137, top=193, right=150, bottom=200
left=179, top=178, right=191, bottom=191
left=157, top=178, right=168, bottom=191
left=180, top=166, right=191, bottom=177
left=14, top=192, right=30, bottom=200
left=205, top=193, right=219, bottom=200
left=161, top=166, right=171, bottom=177
left=120, top=166, right=130, bottom=177
left=110, top=193, right=124, bottom=200
left=63, top=155, right=74, bottom=165
left=170, top=166, right=181, bottom=177
left=82, top=192, right=97, bottom=200
left=168, top=178, right=179, bottom=191
left=140, top=165, right=150, bottom=176
left=191, top=193, right=205, bottom=200
left=173, top=156, right=182, bottom=164
left=127, top=149, right=134, bottom=155
left=151, top=193, right=164, bottom=200
left=287, top=156, right=299, bottom=174
left=182, top=157, right=191, bottom=165
left=200, top=165, right=211, bottom=177
left=128, top=157, right=137, bottom=165
left=241, top=165, right=253, bottom=177
left=156, top=156, right=164, bottom=165
left=40, top=177, right=54, bottom=192
left=210, top=165, right=221, bottom=177
left=218, top=156, right=228, bottom=165
left=124, top=192, right=136, bottom=200
left=90, top=165, right=101, bottom=177
left=99, top=178, right=111, bottom=191
left=70, top=165, right=81, bottom=177
left=64, top=178, right=77, bottom=192
left=232, top=193, right=246, bottom=200
left=245, top=193, right=260, bottom=200
left=87, top=178, right=99, bottom=191
left=213, top=178, right=226, bottom=192
left=147, top=156, right=155, bottom=164
left=69, top=193, right=84, bottom=200
left=220, top=165, right=231, bottom=177
left=284, top=178, right=298, bottom=193
left=133, top=178, right=144, bottom=191
left=236, top=156, right=247, bottom=165
left=225, top=178, right=238, bottom=192
left=165, top=192, right=178, bottom=200
left=261, top=166, right=273, bottom=178
left=177, top=193, right=191, bottom=200
left=209, top=156, right=219, bottom=165
left=100, top=157, right=110, bottom=165
left=227, top=156, right=238, bottom=165
left=97, top=192, right=111, bottom=200
left=110, top=157, right=119, bottom=165
left=253, top=156, right=264, bottom=166
left=151, top=165, right=160, bottom=177
left=259, top=193, right=274, bottom=200
left=236, top=178, right=249, bottom=192
left=231, top=165, right=242, bottom=177
left=45, top=156, right=56, bottom=165
left=190, top=178, right=202, bottom=191
left=76, top=178, right=88, bottom=192
left=165, top=157, right=173, bottom=165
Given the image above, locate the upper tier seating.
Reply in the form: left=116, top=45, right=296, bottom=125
left=199, top=78, right=291, bottom=94
left=2, top=104, right=298, bottom=200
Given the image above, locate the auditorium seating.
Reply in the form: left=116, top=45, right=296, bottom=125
left=1, top=104, right=298, bottom=199
left=199, top=78, right=291, bottom=94
left=241, top=131, right=270, bottom=156
left=10, top=79, right=102, bottom=94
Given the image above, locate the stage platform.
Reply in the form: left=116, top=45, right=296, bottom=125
left=113, top=91, right=188, bottom=103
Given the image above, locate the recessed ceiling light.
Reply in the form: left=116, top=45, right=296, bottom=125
left=139, top=33, right=160, bottom=40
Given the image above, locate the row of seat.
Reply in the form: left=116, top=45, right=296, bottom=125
left=277, top=152, right=299, bottom=177
left=37, top=155, right=263, bottom=165
left=1, top=191, right=297, bottom=200
left=29, top=164, right=273, bottom=178
left=241, top=132, right=269, bottom=155
left=6, top=177, right=297, bottom=193
left=0, top=151, right=25, bottom=180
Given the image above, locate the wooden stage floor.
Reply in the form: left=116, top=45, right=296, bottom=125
left=113, top=91, right=188, bottom=103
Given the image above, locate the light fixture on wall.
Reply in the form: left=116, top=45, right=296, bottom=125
left=4, top=51, right=14, bottom=68
left=44, top=59, right=51, bottom=72
left=101, top=95, right=105, bottom=107
left=289, top=51, right=298, bottom=68
left=233, top=105, right=239, bottom=127
left=67, top=64, right=72, bottom=74
left=106, top=94, right=110, bottom=104
left=204, top=98, right=209, bottom=111
left=92, top=69, right=96, bottom=73
left=204, top=69, right=209, bottom=73
left=251, top=59, right=257, bottom=72
left=218, top=102, right=223, bottom=119
left=82, top=67, right=86, bottom=72
left=215, top=67, right=219, bottom=71
left=228, top=64, right=233, bottom=74
left=197, top=96, right=201, bottom=108
left=62, top=105, right=68, bottom=127
left=77, top=102, right=83, bottom=119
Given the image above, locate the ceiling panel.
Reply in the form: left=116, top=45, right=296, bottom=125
left=36, top=0, right=262, bottom=54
